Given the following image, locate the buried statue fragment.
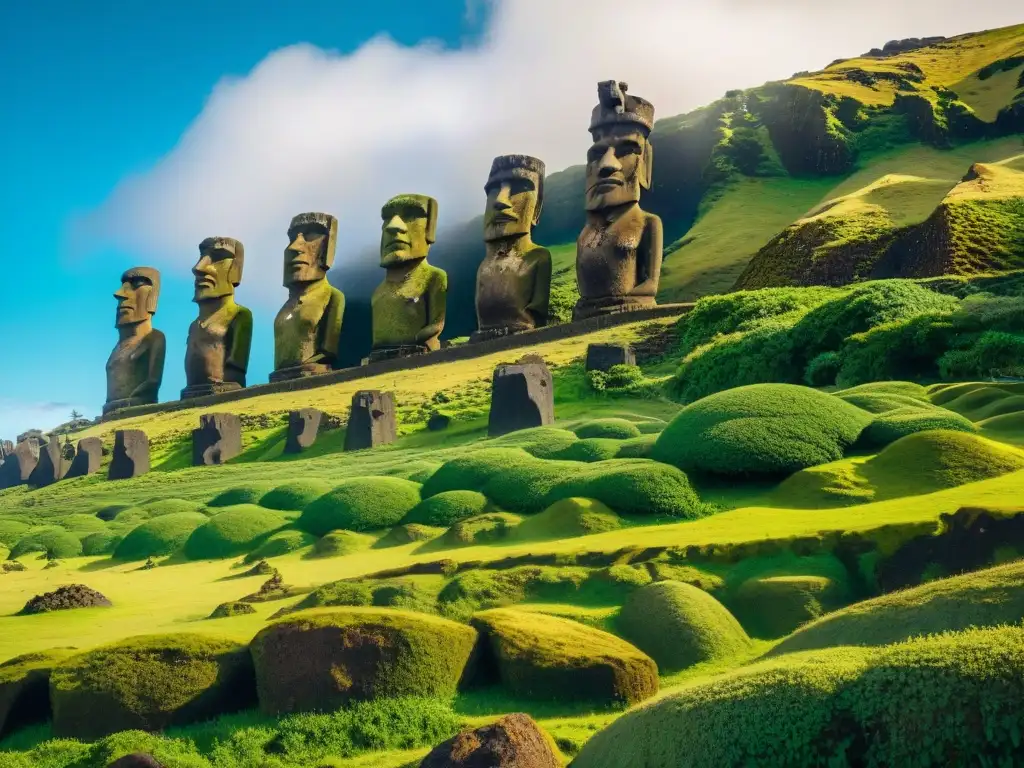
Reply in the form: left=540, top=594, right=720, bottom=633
left=182, top=237, right=253, bottom=399
left=104, top=267, right=166, bottom=414
left=369, top=194, right=447, bottom=362
left=574, top=80, right=663, bottom=320
left=271, top=212, right=346, bottom=382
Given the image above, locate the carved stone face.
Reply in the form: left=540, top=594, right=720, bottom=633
left=380, top=195, right=437, bottom=267
left=114, top=267, right=160, bottom=327
left=285, top=213, right=337, bottom=286
left=484, top=170, right=542, bottom=242
left=585, top=124, right=652, bottom=212
left=193, top=238, right=242, bottom=302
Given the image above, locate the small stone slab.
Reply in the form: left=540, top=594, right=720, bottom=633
left=66, top=437, right=103, bottom=478
left=192, top=413, right=242, bottom=466
left=108, top=430, right=149, bottom=480
left=0, top=439, right=40, bottom=489
left=344, top=391, right=397, bottom=451
left=29, top=440, right=71, bottom=487
left=285, top=408, right=322, bottom=454
left=585, top=343, right=636, bottom=372
left=488, top=360, right=554, bottom=437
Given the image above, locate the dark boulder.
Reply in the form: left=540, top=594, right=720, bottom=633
left=192, top=413, right=242, bottom=466
left=20, top=585, right=112, bottom=615
left=285, top=408, right=322, bottom=454
left=108, top=430, right=150, bottom=480
left=29, top=440, right=70, bottom=487
left=0, top=439, right=40, bottom=489
left=585, top=343, right=636, bottom=372
left=67, top=437, right=103, bottom=478
left=419, top=713, right=561, bottom=768
left=344, top=391, right=397, bottom=451
left=488, top=360, right=554, bottom=436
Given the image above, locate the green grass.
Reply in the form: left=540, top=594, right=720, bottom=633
left=298, top=478, right=422, bottom=535
left=511, top=498, right=622, bottom=542
left=258, top=480, right=334, bottom=512
left=0, top=649, right=74, bottom=737
left=572, top=419, right=642, bottom=440
left=243, top=529, right=315, bottom=562
left=402, top=490, right=490, bottom=527
left=308, top=530, right=376, bottom=559
left=731, top=575, right=847, bottom=638
left=112, top=512, right=209, bottom=561
left=184, top=506, right=289, bottom=560
left=8, top=528, right=82, bottom=560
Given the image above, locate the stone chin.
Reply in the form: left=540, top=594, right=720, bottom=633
left=484, top=220, right=529, bottom=242
left=115, top=306, right=142, bottom=326
left=585, top=184, right=640, bottom=211
left=193, top=284, right=231, bottom=302
left=380, top=248, right=422, bottom=267
left=285, top=262, right=326, bottom=285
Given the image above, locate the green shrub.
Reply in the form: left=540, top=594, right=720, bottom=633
left=307, top=530, right=375, bottom=559
left=402, top=490, right=490, bottom=527
left=512, top=498, right=621, bottom=542
left=573, top=418, right=642, bottom=440
left=587, top=364, right=650, bottom=394
left=50, top=633, right=256, bottom=739
left=58, top=514, right=107, bottom=539
left=939, top=331, right=1024, bottom=379
left=837, top=312, right=954, bottom=385
left=856, top=407, right=977, bottom=449
left=617, top=581, right=750, bottom=672
left=9, top=527, right=83, bottom=560
left=113, top=512, right=209, bottom=561
left=835, top=380, right=930, bottom=402
left=804, top=351, right=841, bottom=386
left=732, top=575, right=848, bottom=638
left=80, top=530, right=124, bottom=557
left=250, top=608, right=478, bottom=714
left=374, top=523, right=443, bottom=548
left=545, top=459, right=705, bottom=518
left=243, top=529, right=315, bottom=562
left=0, top=519, right=30, bottom=548
left=287, top=581, right=375, bottom=613
left=184, top=505, right=286, bottom=560
left=0, top=649, right=74, bottom=737
left=835, top=392, right=936, bottom=413
left=472, top=608, right=658, bottom=706
left=143, top=498, right=208, bottom=517
left=572, top=625, right=1024, bottom=768
left=207, top=484, right=276, bottom=508
left=109, top=506, right=152, bottom=530
left=653, top=384, right=871, bottom=477
left=437, top=566, right=591, bottom=620
left=552, top=438, right=624, bottom=462
left=259, top=480, right=334, bottom=512
left=297, top=477, right=422, bottom=535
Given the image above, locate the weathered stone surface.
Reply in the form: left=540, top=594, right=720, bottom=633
left=29, top=440, right=70, bottom=487
left=371, top=194, right=447, bottom=359
left=16, top=430, right=46, bottom=445
left=20, top=585, right=112, bottom=615
left=285, top=408, right=322, bottom=454
left=488, top=361, right=554, bottom=436
left=182, top=237, right=252, bottom=400
left=419, top=713, right=561, bottom=768
left=0, top=440, right=15, bottom=460
left=585, top=343, right=636, bottom=372
left=105, top=266, right=166, bottom=415
left=108, top=430, right=149, bottom=480
left=473, top=155, right=551, bottom=343
left=344, top=391, right=397, bottom=451
left=574, top=81, right=663, bottom=321
left=192, top=413, right=242, bottom=466
left=66, top=437, right=103, bottom=478
left=0, top=439, right=40, bottom=489
left=106, top=755, right=165, bottom=768
left=271, top=213, right=345, bottom=383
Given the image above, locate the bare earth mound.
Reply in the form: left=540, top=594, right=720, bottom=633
left=20, top=585, right=112, bottom=615
left=419, top=713, right=561, bottom=768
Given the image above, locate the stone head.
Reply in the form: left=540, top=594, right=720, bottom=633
left=114, top=266, right=161, bottom=327
left=484, top=155, right=545, bottom=242
left=193, top=237, right=244, bottom=302
left=585, top=81, right=655, bottom=212
left=380, top=194, right=437, bottom=267
left=285, top=212, right=338, bottom=286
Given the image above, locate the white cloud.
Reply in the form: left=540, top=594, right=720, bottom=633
left=73, top=0, right=1024, bottom=306
left=0, top=401, right=91, bottom=441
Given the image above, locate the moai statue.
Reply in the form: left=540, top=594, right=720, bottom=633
left=344, top=391, right=397, bottom=450
left=192, top=413, right=242, bottom=466
left=0, top=437, right=40, bottom=489
left=66, top=437, right=103, bottom=478
left=471, top=155, right=552, bottom=343
left=285, top=408, right=322, bottom=454
left=270, top=213, right=346, bottom=382
left=104, top=267, right=166, bottom=414
left=29, top=440, right=70, bottom=487
left=182, top=237, right=253, bottom=399
left=108, top=429, right=150, bottom=480
left=585, top=343, right=636, bottom=372
left=574, top=81, right=663, bottom=321
left=488, top=357, right=555, bottom=437
left=369, top=195, right=447, bottom=362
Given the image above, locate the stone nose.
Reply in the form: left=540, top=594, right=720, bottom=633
left=598, top=147, right=622, bottom=176
left=384, top=215, right=406, bottom=234
left=113, top=282, right=131, bottom=300
left=492, top=183, right=513, bottom=209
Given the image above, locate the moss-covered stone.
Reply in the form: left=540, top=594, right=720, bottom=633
left=0, top=649, right=75, bottom=737
left=732, top=575, right=847, bottom=637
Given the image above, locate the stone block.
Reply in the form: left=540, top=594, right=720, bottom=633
left=67, top=438, right=104, bottom=479
left=108, top=430, right=149, bottom=480
left=29, top=440, right=71, bottom=487
left=192, top=413, right=243, bottom=466
left=344, top=391, right=396, bottom=451
left=488, top=360, right=554, bottom=436
left=585, top=343, right=636, bottom=372
left=0, top=439, right=40, bottom=489
left=285, top=408, right=322, bottom=454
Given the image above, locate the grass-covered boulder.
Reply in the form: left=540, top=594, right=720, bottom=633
left=81, top=530, right=124, bottom=557
left=545, top=460, right=704, bottom=518
left=551, top=438, right=624, bottom=463
left=487, top=427, right=579, bottom=459
left=50, top=633, right=256, bottom=739
left=654, top=384, right=871, bottom=477
left=512, top=498, right=621, bottom=542
left=0, top=519, right=30, bottom=548
left=243, top=529, right=315, bottom=562
left=573, top=418, right=642, bottom=440
left=374, top=523, right=443, bottom=548
left=59, top=514, right=108, bottom=538
left=259, top=480, right=334, bottom=512
left=142, top=498, right=207, bottom=517
left=9, top=526, right=83, bottom=560
left=856, top=407, right=977, bottom=449
left=208, top=602, right=256, bottom=619
left=472, top=608, right=658, bottom=705
left=183, top=505, right=286, bottom=560
left=0, top=649, right=74, bottom=737
left=298, top=477, right=422, bottom=534
left=307, top=530, right=375, bottom=559
left=113, top=512, right=209, bottom=561
left=732, top=576, right=847, bottom=638
left=20, top=584, right=112, bottom=615
left=617, top=581, right=750, bottom=672
left=207, top=484, right=276, bottom=508
left=435, top=513, right=523, bottom=549
left=250, top=608, right=478, bottom=715
left=572, top=625, right=1024, bottom=768
left=403, top=490, right=490, bottom=527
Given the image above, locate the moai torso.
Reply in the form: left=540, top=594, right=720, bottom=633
left=185, top=301, right=252, bottom=388
left=576, top=204, right=652, bottom=302
left=371, top=262, right=447, bottom=351
left=274, top=281, right=344, bottom=371
left=475, top=244, right=551, bottom=335
left=105, top=331, right=165, bottom=405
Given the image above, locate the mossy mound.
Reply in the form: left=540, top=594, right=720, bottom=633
left=836, top=392, right=937, bottom=414
left=573, top=418, right=642, bottom=440
left=968, top=393, right=1024, bottom=421
left=773, top=559, right=1024, bottom=656
left=551, top=438, right=624, bottom=463
left=941, top=385, right=1016, bottom=417
left=635, top=420, right=666, bottom=435
left=93, top=504, right=133, bottom=522
left=545, top=460, right=705, bottom=518
left=1, top=561, right=26, bottom=573
left=59, top=514, right=108, bottom=538
left=250, top=608, right=478, bottom=714
left=487, top=427, right=579, bottom=459
left=184, top=505, right=286, bottom=560
left=113, top=512, right=209, bottom=561
left=0, top=649, right=75, bottom=737
left=835, top=380, right=930, bottom=403
left=208, top=602, right=257, bottom=619
left=0, top=519, right=30, bottom=548
left=614, top=434, right=658, bottom=459
left=9, top=527, right=83, bottom=560
left=617, top=581, right=750, bottom=672
left=20, top=585, right=112, bottom=615
left=732, top=576, right=847, bottom=638
left=653, top=384, right=871, bottom=477
left=472, top=608, right=658, bottom=706
left=297, top=477, right=422, bottom=535
left=259, top=480, right=334, bottom=512
left=374, top=523, right=444, bottom=548
left=109, top=507, right=152, bottom=530
left=403, top=490, right=490, bottom=527
left=207, top=484, right=276, bottom=508
left=437, top=566, right=592, bottom=619
left=286, top=580, right=374, bottom=614
left=573, top=626, right=1024, bottom=768
left=511, top=498, right=621, bottom=542
left=307, top=530, right=376, bottom=559
left=80, top=530, right=124, bottom=557
left=50, top=633, right=256, bottom=739
left=856, top=407, right=977, bottom=449
left=142, top=499, right=207, bottom=517
left=436, top=513, right=523, bottom=548
left=242, top=529, right=315, bottom=562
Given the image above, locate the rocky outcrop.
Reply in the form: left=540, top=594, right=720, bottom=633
left=285, top=408, right=322, bottom=454
left=108, top=430, right=150, bottom=480
left=192, top=413, right=242, bottom=466
left=419, top=713, right=561, bottom=768
left=488, top=360, right=555, bottom=437
left=343, top=391, right=396, bottom=451
left=20, top=585, right=112, bottom=615
left=66, top=437, right=103, bottom=478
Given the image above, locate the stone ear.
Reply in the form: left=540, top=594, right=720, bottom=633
left=229, top=241, right=245, bottom=286
left=146, top=287, right=159, bottom=315
left=322, top=217, right=339, bottom=270
left=533, top=176, right=545, bottom=227
left=425, top=198, right=438, bottom=244
left=641, top=141, right=653, bottom=191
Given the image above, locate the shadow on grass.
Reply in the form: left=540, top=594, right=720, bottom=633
left=454, top=686, right=624, bottom=719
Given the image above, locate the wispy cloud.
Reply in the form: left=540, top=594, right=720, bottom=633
left=71, top=0, right=1023, bottom=307
left=0, top=400, right=90, bottom=441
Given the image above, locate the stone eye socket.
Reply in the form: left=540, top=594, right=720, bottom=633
left=587, top=146, right=607, bottom=163
left=616, top=141, right=641, bottom=157
left=130, top=278, right=150, bottom=289
left=509, top=178, right=534, bottom=194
